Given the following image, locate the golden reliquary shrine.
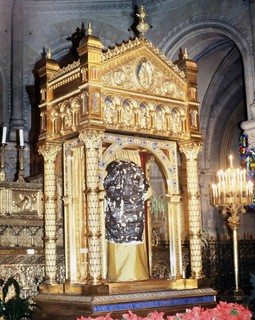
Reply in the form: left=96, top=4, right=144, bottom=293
left=0, top=6, right=216, bottom=320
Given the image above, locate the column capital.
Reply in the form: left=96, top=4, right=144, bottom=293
left=38, top=142, right=62, bottom=162
left=179, top=141, right=202, bottom=160
left=79, top=130, right=104, bottom=148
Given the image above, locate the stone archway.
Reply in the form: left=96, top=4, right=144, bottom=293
left=160, top=17, right=252, bottom=236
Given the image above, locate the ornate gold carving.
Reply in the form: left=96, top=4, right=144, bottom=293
left=136, top=57, right=153, bottom=90
left=79, top=131, right=104, bottom=284
left=49, top=60, right=80, bottom=82
left=87, top=22, right=92, bottom=36
left=101, top=95, right=187, bottom=138
left=38, top=142, right=62, bottom=284
left=189, top=108, right=198, bottom=129
left=113, top=69, right=125, bottom=86
left=179, top=142, right=203, bottom=279
left=49, top=97, right=83, bottom=138
left=35, top=19, right=203, bottom=290
left=136, top=5, right=149, bottom=38
left=81, top=67, right=88, bottom=82
left=227, top=215, right=240, bottom=231
left=102, top=38, right=185, bottom=80
left=0, top=182, right=43, bottom=218
left=179, top=142, right=202, bottom=160
left=102, top=57, right=185, bottom=99
left=12, top=192, right=38, bottom=213
left=49, top=71, right=80, bottom=90
left=40, top=110, right=46, bottom=131
left=40, top=88, right=46, bottom=102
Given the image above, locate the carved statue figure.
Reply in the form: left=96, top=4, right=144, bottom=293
left=139, top=105, right=149, bottom=128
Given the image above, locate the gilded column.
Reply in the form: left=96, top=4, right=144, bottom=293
left=79, top=130, right=103, bottom=284
left=179, top=141, right=203, bottom=279
left=38, top=142, right=61, bottom=284
left=169, top=194, right=182, bottom=278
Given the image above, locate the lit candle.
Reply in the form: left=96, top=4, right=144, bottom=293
left=229, top=155, right=233, bottom=168
left=232, top=171, right=236, bottom=183
left=224, top=171, right=228, bottom=183
left=242, top=170, right=245, bottom=182
left=218, top=169, right=224, bottom=183
left=1, top=126, right=7, bottom=144
left=231, top=179, right=235, bottom=192
left=212, top=184, right=215, bottom=197
left=19, top=129, right=24, bottom=147
left=248, top=181, right=253, bottom=195
left=222, top=182, right=226, bottom=200
left=217, top=182, right=221, bottom=194
left=212, top=184, right=216, bottom=198
left=217, top=171, right=221, bottom=183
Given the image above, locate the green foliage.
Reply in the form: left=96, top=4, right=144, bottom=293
left=150, top=194, right=167, bottom=219
left=0, top=277, right=41, bottom=320
left=201, top=228, right=212, bottom=248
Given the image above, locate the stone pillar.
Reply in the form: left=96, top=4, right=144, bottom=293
left=79, top=130, right=103, bottom=284
left=241, top=119, right=255, bottom=149
left=38, top=142, right=61, bottom=284
left=179, top=141, right=203, bottom=279
left=10, top=0, right=25, bottom=140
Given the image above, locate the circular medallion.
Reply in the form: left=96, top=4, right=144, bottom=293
left=113, top=69, right=125, bottom=86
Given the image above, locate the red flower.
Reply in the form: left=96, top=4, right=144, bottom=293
left=77, top=302, right=252, bottom=320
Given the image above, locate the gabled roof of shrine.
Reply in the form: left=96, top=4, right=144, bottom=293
left=101, top=37, right=187, bottom=101
left=102, top=37, right=186, bottom=81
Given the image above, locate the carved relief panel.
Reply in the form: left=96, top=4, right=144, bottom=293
left=0, top=183, right=43, bottom=218
left=102, top=55, right=186, bottom=100
left=102, top=93, right=187, bottom=138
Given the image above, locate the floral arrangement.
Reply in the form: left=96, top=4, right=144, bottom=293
left=0, top=277, right=41, bottom=320
left=77, top=301, right=252, bottom=320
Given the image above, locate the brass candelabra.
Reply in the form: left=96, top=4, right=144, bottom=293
left=0, top=127, right=7, bottom=181
left=211, top=155, right=254, bottom=294
left=17, top=129, right=25, bottom=182
left=17, top=146, right=25, bottom=182
left=0, top=143, right=6, bottom=181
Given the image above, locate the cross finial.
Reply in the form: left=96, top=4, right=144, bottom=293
left=87, top=22, right=92, bottom=36
left=184, top=48, right=189, bottom=59
left=136, top=5, right=149, bottom=38
left=47, top=47, right=52, bottom=59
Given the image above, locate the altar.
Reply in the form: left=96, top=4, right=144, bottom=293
left=31, top=6, right=215, bottom=319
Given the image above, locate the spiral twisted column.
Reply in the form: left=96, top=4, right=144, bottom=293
left=38, top=142, right=62, bottom=284
left=79, top=130, right=104, bottom=284
left=179, top=141, right=203, bottom=279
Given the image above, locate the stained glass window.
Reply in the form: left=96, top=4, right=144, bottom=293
left=239, top=133, right=255, bottom=205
